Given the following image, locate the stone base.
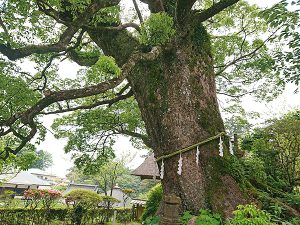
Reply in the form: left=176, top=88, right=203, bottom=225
left=159, top=217, right=181, bottom=225
left=158, top=194, right=181, bottom=225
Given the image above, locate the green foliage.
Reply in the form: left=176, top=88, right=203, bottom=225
left=141, top=184, right=163, bottom=221
left=241, top=110, right=300, bottom=189
left=24, top=189, right=62, bottom=210
left=229, top=204, right=276, bottom=225
left=65, top=189, right=102, bottom=210
left=0, top=190, right=16, bottom=208
left=0, top=139, right=39, bottom=174
left=207, top=0, right=284, bottom=103
left=29, top=150, right=53, bottom=170
left=139, top=12, right=175, bottom=46
left=260, top=0, right=300, bottom=86
left=0, top=207, right=133, bottom=225
left=85, top=55, right=121, bottom=84
left=195, top=209, right=222, bottom=225
left=243, top=156, right=267, bottom=183
left=142, top=216, right=160, bottom=225
left=181, top=211, right=193, bottom=225
left=52, top=96, right=145, bottom=172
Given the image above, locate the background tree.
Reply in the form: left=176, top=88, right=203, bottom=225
left=0, top=138, right=38, bottom=175
left=29, top=150, right=53, bottom=170
left=0, top=0, right=299, bottom=217
left=242, top=110, right=300, bottom=191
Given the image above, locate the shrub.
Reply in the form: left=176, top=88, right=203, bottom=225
left=181, top=211, right=193, bottom=225
left=141, top=184, right=163, bottom=221
left=24, top=189, right=62, bottom=209
left=64, top=189, right=102, bottom=209
left=65, top=189, right=102, bottom=225
left=139, top=12, right=175, bottom=46
left=100, top=195, right=121, bottom=209
left=0, top=207, right=132, bottom=225
left=0, top=190, right=15, bottom=207
left=142, top=216, right=160, bottom=225
left=196, top=209, right=222, bottom=225
left=229, top=204, right=276, bottom=225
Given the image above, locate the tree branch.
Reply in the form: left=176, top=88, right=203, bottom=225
left=0, top=0, right=121, bottom=60
left=140, top=0, right=164, bottom=13
left=114, top=128, right=152, bottom=148
left=195, top=0, right=240, bottom=22
left=41, top=89, right=134, bottom=115
left=215, top=27, right=280, bottom=76
left=132, top=0, right=144, bottom=23
left=0, top=46, right=162, bottom=158
left=176, top=0, right=197, bottom=24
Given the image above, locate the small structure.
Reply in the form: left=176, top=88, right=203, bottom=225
left=131, top=199, right=146, bottom=220
left=0, top=171, right=51, bottom=195
left=131, top=154, right=160, bottom=180
left=109, top=185, right=131, bottom=207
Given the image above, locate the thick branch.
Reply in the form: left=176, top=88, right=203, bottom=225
left=0, top=0, right=121, bottom=60
left=176, top=0, right=197, bottom=24
left=0, top=46, right=162, bottom=158
left=140, top=0, right=164, bottom=13
left=195, top=0, right=240, bottom=22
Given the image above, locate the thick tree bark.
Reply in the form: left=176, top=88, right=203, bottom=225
left=128, top=24, right=248, bottom=217
left=88, top=22, right=247, bottom=217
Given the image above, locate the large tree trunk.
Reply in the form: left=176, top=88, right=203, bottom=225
left=89, top=22, right=248, bottom=217
left=128, top=24, right=248, bottom=217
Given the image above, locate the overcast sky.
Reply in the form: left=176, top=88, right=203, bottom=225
left=36, top=0, right=300, bottom=178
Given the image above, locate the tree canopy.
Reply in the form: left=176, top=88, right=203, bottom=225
left=0, top=0, right=298, bottom=167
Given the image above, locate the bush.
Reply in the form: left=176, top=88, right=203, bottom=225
left=24, top=189, right=62, bottom=209
left=0, top=207, right=132, bottom=225
left=229, top=204, right=276, bottom=225
left=64, top=189, right=102, bottom=209
left=0, top=190, right=16, bottom=207
left=181, top=211, right=193, bottom=225
left=141, top=184, right=163, bottom=221
left=196, top=209, right=221, bottom=225
left=65, top=189, right=103, bottom=225
left=142, top=216, right=160, bottom=225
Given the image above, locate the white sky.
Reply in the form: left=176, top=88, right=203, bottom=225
left=35, top=0, right=300, bottom=178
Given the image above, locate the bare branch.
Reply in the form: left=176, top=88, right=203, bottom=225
left=114, top=128, right=152, bottom=148
left=132, top=0, right=144, bottom=23
left=41, top=89, right=134, bottom=115
left=215, top=27, right=280, bottom=76
left=0, top=16, right=9, bottom=37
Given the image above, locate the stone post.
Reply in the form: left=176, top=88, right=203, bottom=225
left=159, top=194, right=181, bottom=225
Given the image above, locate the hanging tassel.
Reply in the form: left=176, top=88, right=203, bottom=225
left=160, top=159, right=164, bottom=180
left=196, top=145, right=200, bottom=165
left=177, top=153, right=183, bottom=175
left=219, top=136, right=224, bottom=157
left=229, top=137, right=234, bottom=155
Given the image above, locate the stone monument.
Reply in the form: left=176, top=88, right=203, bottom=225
left=159, top=194, right=181, bottom=225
